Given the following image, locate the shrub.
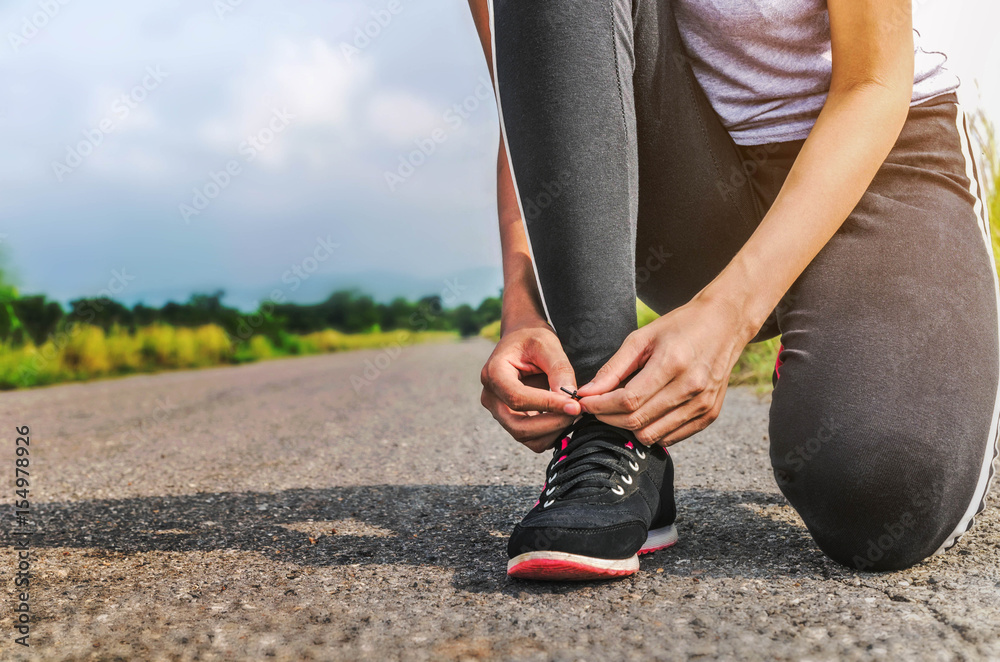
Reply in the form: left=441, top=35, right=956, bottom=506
left=174, top=328, right=197, bottom=367
left=139, top=325, right=177, bottom=367
left=104, top=325, right=141, bottom=371
left=194, top=325, right=233, bottom=363
left=61, top=325, right=111, bottom=375
left=478, top=319, right=501, bottom=342
left=247, top=335, right=273, bottom=360
left=0, top=322, right=457, bottom=389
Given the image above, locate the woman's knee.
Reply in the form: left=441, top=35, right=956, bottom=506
left=769, top=407, right=968, bottom=572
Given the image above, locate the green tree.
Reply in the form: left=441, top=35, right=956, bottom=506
left=70, top=297, right=133, bottom=330
left=452, top=304, right=479, bottom=337
left=12, top=295, right=63, bottom=345
left=475, top=295, right=502, bottom=328
left=0, top=255, right=23, bottom=343
left=380, top=297, right=414, bottom=331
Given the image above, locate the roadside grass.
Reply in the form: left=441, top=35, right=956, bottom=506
left=730, top=337, right=780, bottom=390
left=478, top=319, right=501, bottom=342
left=0, top=324, right=457, bottom=390
left=479, top=302, right=778, bottom=388
left=973, top=110, right=999, bottom=260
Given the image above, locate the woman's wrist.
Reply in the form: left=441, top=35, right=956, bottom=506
left=697, top=256, right=782, bottom=345
left=501, top=299, right=550, bottom=335
left=500, top=276, right=549, bottom=335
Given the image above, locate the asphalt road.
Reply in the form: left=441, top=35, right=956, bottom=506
left=1, top=339, right=998, bottom=661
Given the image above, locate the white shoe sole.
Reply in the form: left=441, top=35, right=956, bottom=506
left=640, top=523, right=679, bottom=554
left=507, top=524, right=677, bottom=580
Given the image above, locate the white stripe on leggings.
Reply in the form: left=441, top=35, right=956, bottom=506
left=935, top=94, right=1000, bottom=554
left=485, top=0, right=556, bottom=330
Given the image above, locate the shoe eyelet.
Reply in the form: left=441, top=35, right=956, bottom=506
left=611, top=485, right=624, bottom=496
left=545, top=486, right=555, bottom=496
left=543, top=499, right=555, bottom=508
left=636, top=449, right=646, bottom=459
left=628, top=460, right=639, bottom=472
left=620, top=474, right=633, bottom=485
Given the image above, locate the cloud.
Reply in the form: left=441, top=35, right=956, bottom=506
left=365, top=90, right=441, bottom=146
left=197, top=37, right=370, bottom=154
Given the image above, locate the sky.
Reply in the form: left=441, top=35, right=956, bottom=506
left=0, top=0, right=998, bottom=310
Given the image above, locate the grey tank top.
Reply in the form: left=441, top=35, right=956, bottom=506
left=673, top=0, right=960, bottom=145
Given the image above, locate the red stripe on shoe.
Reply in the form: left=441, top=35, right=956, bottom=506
left=637, top=539, right=677, bottom=556
left=507, top=557, right=637, bottom=581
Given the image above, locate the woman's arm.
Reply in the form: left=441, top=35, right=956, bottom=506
left=468, top=1, right=548, bottom=331
left=579, top=0, right=916, bottom=445
left=469, top=0, right=583, bottom=451
left=703, top=0, right=915, bottom=336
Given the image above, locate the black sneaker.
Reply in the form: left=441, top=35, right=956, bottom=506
left=506, top=415, right=677, bottom=580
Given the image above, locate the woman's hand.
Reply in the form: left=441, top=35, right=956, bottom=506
left=480, top=320, right=583, bottom=453
left=576, top=295, right=755, bottom=447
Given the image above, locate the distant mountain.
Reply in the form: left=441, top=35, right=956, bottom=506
left=97, top=266, right=504, bottom=311
left=277, top=266, right=504, bottom=307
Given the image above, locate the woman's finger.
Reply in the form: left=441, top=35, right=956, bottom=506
left=586, top=356, right=711, bottom=419
left=577, top=352, right=677, bottom=416
left=638, top=390, right=724, bottom=446
left=594, top=386, right=695, bottom=431
left=519, top=430, right=566, bottom=454
left=501, top=410, right=573, bottom=451
left=591, top=399, right=692, bottom=445
left=575, top=331, right=652, bottom=397
left=485, top=359, right=578, bottom=414
left=657, top=412, right=716, bottom=447
left=482, top=389, right=575, bottom=444
left=523, top=336, right=582, bottom=416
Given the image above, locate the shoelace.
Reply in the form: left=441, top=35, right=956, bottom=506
left=539, top=416, right=647, bottom=507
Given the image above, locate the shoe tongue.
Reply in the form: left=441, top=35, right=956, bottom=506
left=553, top=418, right=629, bottom=497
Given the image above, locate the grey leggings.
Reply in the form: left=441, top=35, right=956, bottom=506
left=489, top=0, right=1000, bottom=570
